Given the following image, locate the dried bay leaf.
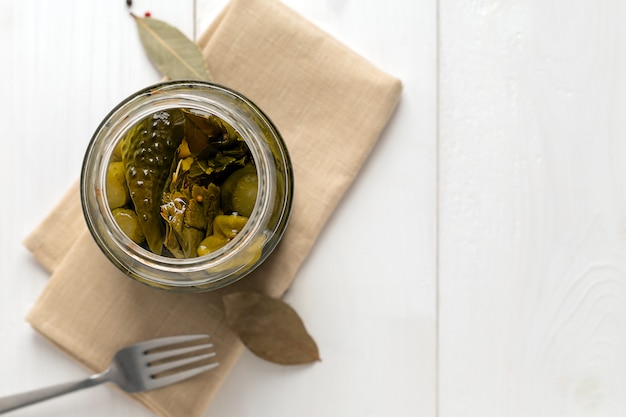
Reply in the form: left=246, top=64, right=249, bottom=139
left=223, top=292, right=321, bottom=365
left=131, top=14, right=212, bottom=82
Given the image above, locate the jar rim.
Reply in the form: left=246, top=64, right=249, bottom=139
left=80, top=81, right=293, bottom=290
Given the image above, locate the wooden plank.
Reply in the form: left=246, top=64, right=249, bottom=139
left=0, top=1, right=193, bottom=416
left=439, top=1, right=626, bottom=415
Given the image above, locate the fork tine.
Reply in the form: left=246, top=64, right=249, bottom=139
left=149, top=362, right=220, bottom=387
left=149, top=351, right=217, bottom=375
left=145, top=342, right=214, bottom=363
left=138, top=334, right=210, bottom=352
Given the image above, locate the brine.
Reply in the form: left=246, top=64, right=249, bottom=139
left=105, top=108, right=259, bottom=258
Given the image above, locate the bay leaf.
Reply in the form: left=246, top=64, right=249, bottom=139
left=131, top=14, right=212, bottom=82
left=182, top=109, right=225, bottom=154
left=223, top=292, right=321, bottom=365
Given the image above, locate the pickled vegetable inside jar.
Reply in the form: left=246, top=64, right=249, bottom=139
left=105, top=108, right=259, bottom=259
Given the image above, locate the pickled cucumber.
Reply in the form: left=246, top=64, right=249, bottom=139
left=120, top=109, right=185, bottom=254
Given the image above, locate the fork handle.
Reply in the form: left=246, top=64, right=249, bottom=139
left=0, top=370, right=111, bottom=414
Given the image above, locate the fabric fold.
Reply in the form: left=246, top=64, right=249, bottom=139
left=25, top=0, right=402, bottom=416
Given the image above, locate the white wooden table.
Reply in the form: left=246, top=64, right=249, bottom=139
left=1, top=0, right=624, bottom=416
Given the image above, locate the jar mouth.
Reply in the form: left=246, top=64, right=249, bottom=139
left=80, top=81, right=293, bottom=290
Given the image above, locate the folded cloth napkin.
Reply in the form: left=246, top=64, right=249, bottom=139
left=24, top=0, right=402, bottom=416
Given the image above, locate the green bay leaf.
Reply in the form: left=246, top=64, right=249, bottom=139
left=131, top=14, right=212, bottom=82
left=182, top=109, right=225, bottom=154
left=223, top=292, right=321, bottom=365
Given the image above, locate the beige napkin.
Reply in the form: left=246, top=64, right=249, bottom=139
left=24, top=0, right=402, bottom=416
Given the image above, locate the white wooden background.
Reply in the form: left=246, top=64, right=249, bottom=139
left=1, top=0, right=625, bottom=416
left=440, top=1, right=626, bottom=416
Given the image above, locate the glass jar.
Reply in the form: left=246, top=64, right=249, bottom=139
left=81, top=81, right=293, bottom=292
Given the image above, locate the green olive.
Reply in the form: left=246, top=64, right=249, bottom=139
left=112, top=208, right=145, bottom=244
left=221, top=165, right=258, bottom=217
left=197, top=214, right=248, bottom=256
left=231, top=172, right=258, bottom=217
left=212, top=214, right=248, bottom=239
left=106, top=161, right=129, bottom=209
left=197, top=235, right=228, bottom=256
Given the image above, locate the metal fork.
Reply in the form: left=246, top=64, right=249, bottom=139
left=0, top=334, right=218, bottom=414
